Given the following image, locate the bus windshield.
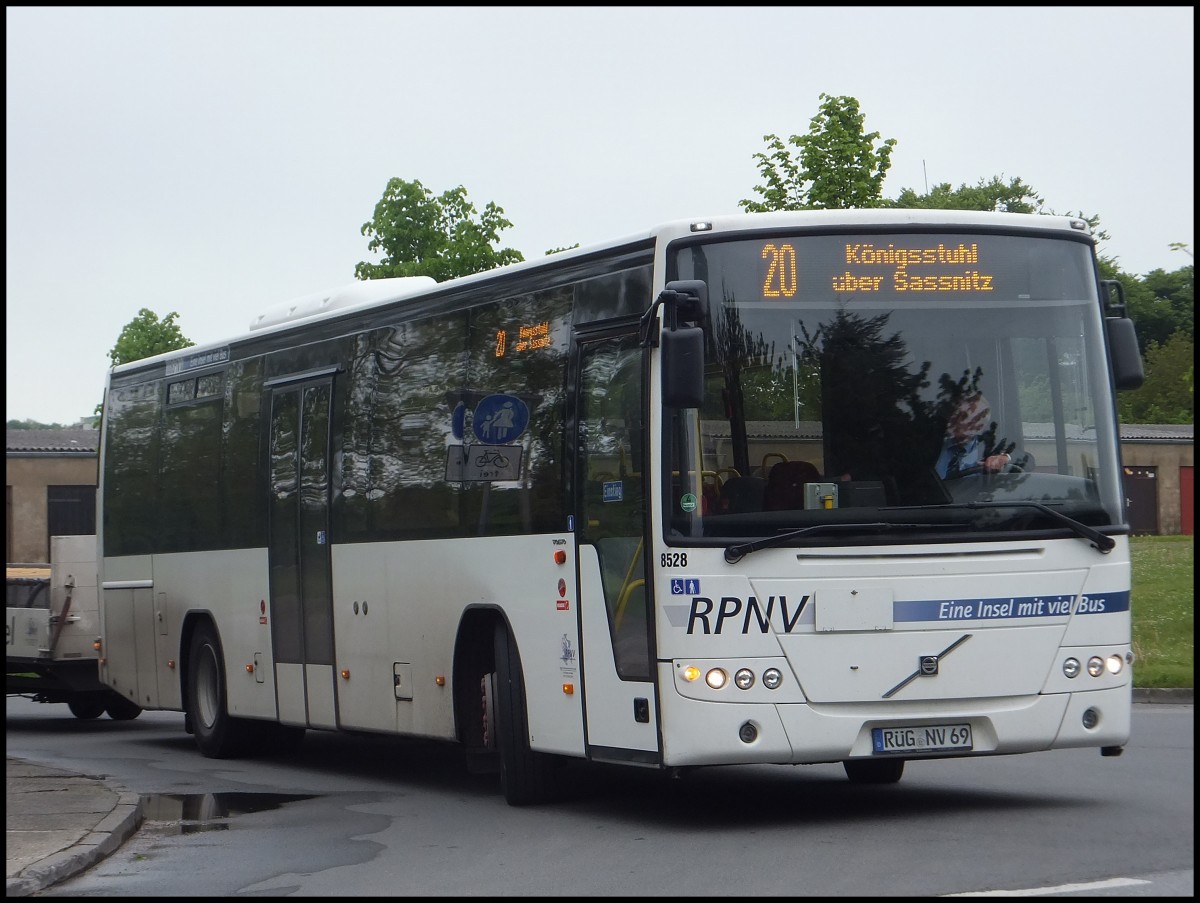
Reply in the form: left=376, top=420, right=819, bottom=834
left=665, top=229, right=1125, bottom=544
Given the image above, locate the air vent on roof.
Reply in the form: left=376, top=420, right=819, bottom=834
left=249, top=277, right=437, bottom=331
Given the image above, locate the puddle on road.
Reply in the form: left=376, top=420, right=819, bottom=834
left=139, top=792, right=317, bottom=834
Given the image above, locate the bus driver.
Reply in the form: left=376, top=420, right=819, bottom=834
left=935, top=392, right=1015, bottom=478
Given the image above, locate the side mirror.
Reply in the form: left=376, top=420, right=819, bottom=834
left=661, top=326, right=705, bottom=407
left=1106, top=317, right=1145, bottom=391
left=1100, top=280, right=1145, bottom=391
left=649, top=280, right=707, bottom=408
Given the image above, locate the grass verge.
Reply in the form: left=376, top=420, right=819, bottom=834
left=1131, top=535, right=1193, bottom=689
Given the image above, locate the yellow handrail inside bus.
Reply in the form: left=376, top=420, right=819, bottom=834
left=613, top=536, right=644, bottom=631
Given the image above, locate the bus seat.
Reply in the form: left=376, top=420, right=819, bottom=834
left=718, top=475, right=766, bottom=514
left=763, top=460, right=821, bottom=511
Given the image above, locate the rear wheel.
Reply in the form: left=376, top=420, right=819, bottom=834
left=492, top=623, right=557, bottom=805
left=67, top=696, right=106, bottom=720
left=104, top=692, right=143, bottom=721
left=843, top=758, right=905, bottom=784
left=187, top=621, right=254, bottom=757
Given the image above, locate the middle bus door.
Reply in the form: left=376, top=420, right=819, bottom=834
left=267, top=377, right=338, bottom=729
left=574, top=329, right=661, bottom=762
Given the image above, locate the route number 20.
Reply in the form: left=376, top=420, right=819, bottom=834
left=762, top=243, right=798, bottom=298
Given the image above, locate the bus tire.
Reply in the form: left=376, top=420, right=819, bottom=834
left=187, top=621, right=252, bottom=758
left=67, top=696, right=106, bottom=720
left=104, top=692, right=143, bottom=721
left=843, top=758, right=905, bottom=784
left=492, top=623, right=556, bottom=805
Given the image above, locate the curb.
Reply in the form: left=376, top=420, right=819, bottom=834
left=4, top=792, right=143, bottom=898
left=1133, top=687, right=1194, bottom=704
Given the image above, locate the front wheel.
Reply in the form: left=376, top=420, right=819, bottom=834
left=492, top=623, right=557, bottom=805
left=843, top=758, right=905, bottom=784
left=187, top=621, right=253, bottom=758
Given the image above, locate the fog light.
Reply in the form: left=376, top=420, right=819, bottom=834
left=705, top=668, right=728, bottom=689
left=762, top=668, right=783, bottom=689
left=1063, top=657, right=1081, bottom=679
left=1087, top=656, right=1104, bottom=678
left=734, top=668, right=755, bottom=690
left=738, top=721, right=758, bottom=743
left=1081, top=707, right=1100, bottom=729
left=1105, top=655, right=1123, bottom=675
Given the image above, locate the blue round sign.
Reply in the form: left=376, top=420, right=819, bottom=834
left=472, top=394, right=529, bottom=444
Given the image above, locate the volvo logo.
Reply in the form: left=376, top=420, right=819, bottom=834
left=882, top=634, right=973, bottom=699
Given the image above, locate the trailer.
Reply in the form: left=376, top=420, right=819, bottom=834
left=7, top=535, right=141, bottom=720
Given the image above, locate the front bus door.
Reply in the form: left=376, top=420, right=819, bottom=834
left=575, top=329, right=661, bottom=762
left=267, top=376, right=338, bottom=729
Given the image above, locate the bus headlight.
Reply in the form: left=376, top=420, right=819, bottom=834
left=1087, top=656, right=1105, bottom=678
left=762, top=668, right=783, bottom=689
left=705, top=668, right=728, bottom=689
left=1105, top=655, right=1123, bottom=675
left=734, top=668, right=755, bottom=690
left=1063, top=657, right=1081, bottom=678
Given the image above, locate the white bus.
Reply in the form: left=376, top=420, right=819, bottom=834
left=96, top=209, right=1144, bottom=804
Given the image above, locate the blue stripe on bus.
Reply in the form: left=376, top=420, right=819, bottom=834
left=894, top=591, right=1130, bottom=622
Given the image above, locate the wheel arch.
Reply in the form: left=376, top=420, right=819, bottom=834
left=178, top=610, right=217, bottom=728
left=451, top=604, right=508, bottom=749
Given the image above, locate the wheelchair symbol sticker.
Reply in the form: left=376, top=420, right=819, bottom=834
left=670, top=578, right=701, bottom=595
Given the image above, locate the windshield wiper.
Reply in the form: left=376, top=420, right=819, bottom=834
left=721, top=501, right=1115, bottom=564
left=958, top=501, right=1115, bottom=553
left=724, top=522, right=954, bottom=564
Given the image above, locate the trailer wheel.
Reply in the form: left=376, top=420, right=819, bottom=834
left=843, top=758, right=905, bottom=784
left=492, top=623, right=557, bottom=805
left=104, top=692, right=143, bottom=721
left=67, top=696, right=106, bottom=720
left=187, top=621, right=252, bottom=757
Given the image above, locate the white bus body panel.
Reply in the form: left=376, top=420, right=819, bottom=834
left=101, top=548, right=278, bottom=718
left=653, top=537, right=1132, bottom=766
left=330, top=534, right=586, bottom=755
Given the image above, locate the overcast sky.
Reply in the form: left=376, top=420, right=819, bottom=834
left=6, top=6, right=1194, bottom=425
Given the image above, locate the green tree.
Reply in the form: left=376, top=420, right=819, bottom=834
left=888, top=177, right=1109, bottom=248
left=1099, top=259, right=1194, bottom=355
left=108, top=309, right=193, bottom=366
left=356, top=178, right=524, bottom=282
left=739, top=93, right=897, bottom=212
left=1117, top=333, right=1195, bottom=424
left=888, top=175, right=1046, bottom=214
left=95, top=309, right=193, bottom=418
left=6, top=419, right=66, bottom=430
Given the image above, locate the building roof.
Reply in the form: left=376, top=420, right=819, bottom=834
left=1118, top=423, right=1194, bottom=441
left=6, top=429, right=100, bottom=454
